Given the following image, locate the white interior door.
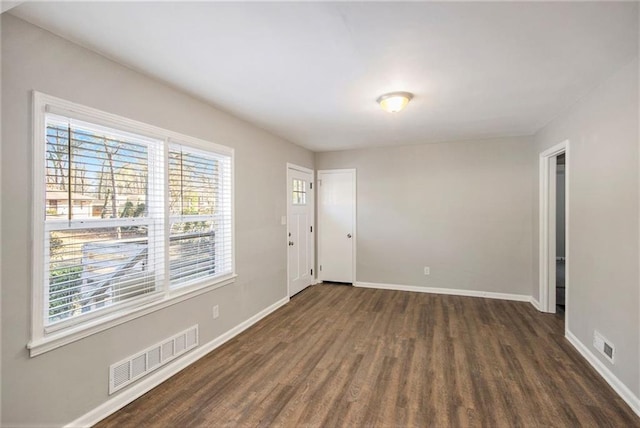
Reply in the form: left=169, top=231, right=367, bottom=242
left=318, top=169, right=356, bottom=283
left=287, top=165, right=314, bottom=296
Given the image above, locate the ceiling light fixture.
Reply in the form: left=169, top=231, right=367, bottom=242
left=376, top=91, right=413, bottom=113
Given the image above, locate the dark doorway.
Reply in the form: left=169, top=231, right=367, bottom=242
left=556, top=153, right=566, bottom=317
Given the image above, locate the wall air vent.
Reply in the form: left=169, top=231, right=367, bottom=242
left=593, top=330, right=615, bottom=364
left=109, top=325, right=199, bottom=394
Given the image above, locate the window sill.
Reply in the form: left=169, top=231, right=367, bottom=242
left=27, top=274, right=237, bottom=357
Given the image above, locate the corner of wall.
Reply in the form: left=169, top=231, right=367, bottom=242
left=532, top=44, right=640, bottom=409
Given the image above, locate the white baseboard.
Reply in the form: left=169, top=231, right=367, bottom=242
left=354, top=281, right=531, bottom=302
left=565, top=330, right=640, bottom=417
left=65, top=296, right=290, bottom=428
left=530, top=297, right=541, bottom=311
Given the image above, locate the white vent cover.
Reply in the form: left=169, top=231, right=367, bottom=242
left=593, top=330, right=615, bottom=364
left=109, top=325, right=199, bottom=394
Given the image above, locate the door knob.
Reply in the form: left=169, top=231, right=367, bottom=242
left=347, top=233, right=352, bottom=238
left=289, top=241, right=294, bottom=246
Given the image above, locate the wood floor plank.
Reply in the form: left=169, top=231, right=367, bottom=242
left=96, top=283, right=640, bottom=428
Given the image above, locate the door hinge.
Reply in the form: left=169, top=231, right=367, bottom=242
left=311, top=269, right=313, bottom=275
left=310, top=225, right=313, bottom=232
left=310, top=182, right=312, bottom=189
left=320, top=265, right=322, bottom=271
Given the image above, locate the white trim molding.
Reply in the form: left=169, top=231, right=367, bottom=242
left=565, top=330, right=640, bottom=417
left=354, top=282, right=531, bottom=302
left=65, top=296, right=290, bottom=428
left=285, top=163, right=314, bottom=175
left=538, top=140, right=570, bottom=317
left=529, top=297, right=541, bottom=311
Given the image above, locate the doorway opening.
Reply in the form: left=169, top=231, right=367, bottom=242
left=556, top=153, right=566, bottom=317
left=539, top=141, right=569, bottom=329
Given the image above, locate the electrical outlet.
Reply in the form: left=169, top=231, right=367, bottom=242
left=212, top=305, right=219, bottom=319
left=424, top=267, right=430, bottom=275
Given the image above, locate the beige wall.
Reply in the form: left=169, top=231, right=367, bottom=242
left=532, top=57, right=640, bottom=398
left=2, top=7, right=640, bottom=426
left=316, top=137, right=535, bottom=296
left=1, top=15, right=313, bottom=426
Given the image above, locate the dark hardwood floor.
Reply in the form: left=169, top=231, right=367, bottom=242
left=97, top=283, right=640, bottom=427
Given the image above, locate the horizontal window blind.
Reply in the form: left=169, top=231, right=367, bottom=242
left=169, top=144, right=233, bottom=287
left=44, top=114, right=165, bottom=326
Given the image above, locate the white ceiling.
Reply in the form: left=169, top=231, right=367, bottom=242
left=10, top=2, right=639, bottom=151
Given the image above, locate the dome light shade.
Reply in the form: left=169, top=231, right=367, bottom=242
left=377, top=92, right=413, bottom=113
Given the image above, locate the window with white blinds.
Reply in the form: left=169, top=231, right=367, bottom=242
left=168, top=144, right=233, bottom=287
left=32, top=93, right=235, bottom=345
left=44, top=115, right=165, bottom=327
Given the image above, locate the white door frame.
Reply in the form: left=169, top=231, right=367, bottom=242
left=538, top=140, right=570, bottom=325
left=317, top=169, right=357, bottom=284
left=286, top=163, right=315, bottom=297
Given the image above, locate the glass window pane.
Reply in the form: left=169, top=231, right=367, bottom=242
left=168, top=144, right=232, bottom=289
left=48, top=226, right=153, bottom=324
left=291, top=179, right=307, bottom=205
left=169, top=149, right=220, bottom=216
left=170, top=220, right=216, bottom=286
left=45, top=122, right=149, bottom=221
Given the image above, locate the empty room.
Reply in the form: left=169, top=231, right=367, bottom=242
left=1, top=1, right=639, bottom=427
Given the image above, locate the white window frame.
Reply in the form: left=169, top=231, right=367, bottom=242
left=29, top=92, right=236, bottom=357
